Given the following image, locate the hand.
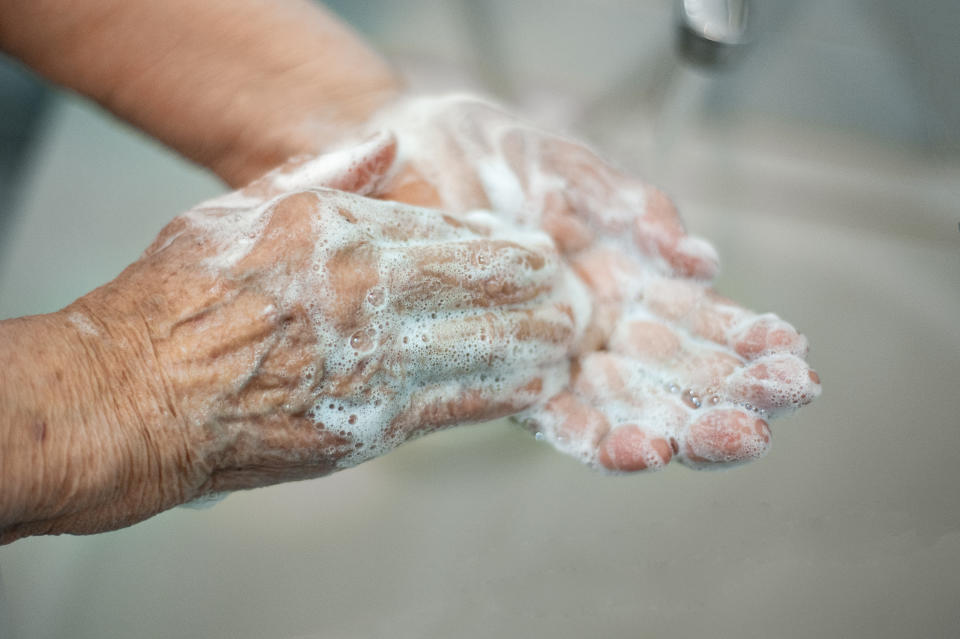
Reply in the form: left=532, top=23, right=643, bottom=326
left=132, top=138, right=587, bottom=496
left=0, top=137, right=591, bottom=542
left=347, top=95, right=821, bottom=471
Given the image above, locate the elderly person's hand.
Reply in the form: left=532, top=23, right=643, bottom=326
left=0, top=140, right=588, bottom=542
left=0, top=0, right=822, bottom=545
left=348, top=96, right=821, bottom=471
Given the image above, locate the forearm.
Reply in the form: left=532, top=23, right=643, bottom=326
left=0, top=0, right=402, bottom=186
left=0, top=294, right=195, bottom=543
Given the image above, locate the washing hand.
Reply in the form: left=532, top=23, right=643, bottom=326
left=164, top=147, right=587, bottom=492
left=0, top=0, right=821, bottom=546
left=349, top=95, right=821, bottom=471
left=0, top=103, right=820, bottom=543
left=0, top=141, right=591, bottom=542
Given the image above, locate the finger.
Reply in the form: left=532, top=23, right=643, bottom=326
left=608, top=314, right=743, bottom=392
left=520, top=391, right=612, bottom=463
left=576, top=299, right=621, bottom=354
left=540, top=148, right=718, bottom=279
left=689, top=300, right=809, bottom=361
left=642, top=276, right=711, bottom=322
left=724, top=353, right=822, bottom=417
left=566, top=353, right=685, bottom=471
left=570, top=351, right=636, bottom=406
left=569, top=350, right=697, bottom=416
left=383, top=238, right=559, bottom=312
left=728, top=312, right=810, bottom=360
left=496, top=129, right=599, bottom=254
left=322, top=131, right=398, bottom=196
left=260, top=131, right=398, bottom=197
left=597, top=424, right=674, bottom=472
left=397, top=304, right=576, bottom=383
left=632, top=187, right=719, bottom=279
left=642, top=277, right=810, bottom=360
left=351, top=197, right=496, bottom=244
left=390, top=371, right=549, bottom=439
left=570, top=248, right=637, bottom=304
left=608, top=318, right=683, bottom=364
left=659, top=235, right=720, bottom=281
left=678, top=408, right=772, bottom=468
left=607, top=308, right=819, bottom=417
left=539, top=137, right=635, bottom=233
left=382, top=99, right=492, bottom=212
left=539, top=190, right=595, bottom=253
left=376, top=164, right=444, bottom=208
left=606, top=305, right=820, bottom=420
left=314, top=198, right=556, bottom=332
left=534, top=352, right=776, bottom=472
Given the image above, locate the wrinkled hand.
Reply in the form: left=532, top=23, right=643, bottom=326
left=130, top=142, right=587, bottom=497
left=341, top=95, right=822, bottom=472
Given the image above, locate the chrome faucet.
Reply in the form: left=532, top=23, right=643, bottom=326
left=676, top=0, right=751, bottom=68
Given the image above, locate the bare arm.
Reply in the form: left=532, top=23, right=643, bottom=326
left=0, top=0, right=820, bottom=542
left=0, top=139, right=582, bottom=543
left=0, top=294, right=195, bottom=539
left=0, top=0, right=401, bottom=185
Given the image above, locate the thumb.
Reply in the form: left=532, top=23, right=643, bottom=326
left=245, top=130, right=399, bottom=200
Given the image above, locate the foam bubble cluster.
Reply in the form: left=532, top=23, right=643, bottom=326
left=177, top=93, right=819, bottom=476
left=366, top=94, right=820, bottom=471
left=183, top=179, right=590, bottom=468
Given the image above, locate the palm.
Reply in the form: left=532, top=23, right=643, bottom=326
left=371, top=96, right=820, bottom=471
left=248, top=111, right=820, bottom=473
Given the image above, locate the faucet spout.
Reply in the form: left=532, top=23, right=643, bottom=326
left=676, top=0, right=751, bottom=68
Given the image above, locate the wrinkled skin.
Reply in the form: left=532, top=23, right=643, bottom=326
left=0, top=137, right=588, bottom=543
left=357, top=95, right=821, bottom=471
left=146, top=144, right=588, bottom=494
left=0, top=97, right=821, bottom=544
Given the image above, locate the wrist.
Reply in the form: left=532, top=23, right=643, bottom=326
left=209, top=75, right=403, bottom=188
left=0, top=286, right=203, bottom=542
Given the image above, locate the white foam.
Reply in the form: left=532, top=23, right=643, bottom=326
left=177, top=180, right=590, bottom=468
left=177, top=93, right=817, bottom=475
left=477, top=159, right=525, bottom=217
